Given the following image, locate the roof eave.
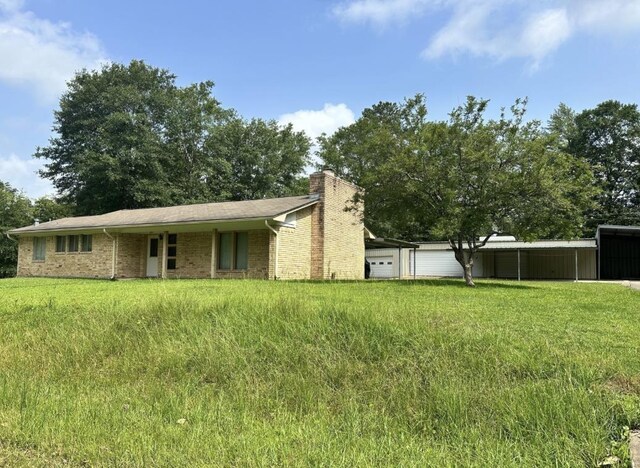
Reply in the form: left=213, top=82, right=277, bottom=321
left=8, top=215, right=290, bottom=235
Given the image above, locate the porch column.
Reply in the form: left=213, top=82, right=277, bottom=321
left=517, top=249, right=521, bottom=281
left=114, top=234, right=119, bottom=278
left=575, top=248, right=579, bottom=281
left=161, top=231, right=168, bottom=279
left=210, top=229, right=217, bottom=279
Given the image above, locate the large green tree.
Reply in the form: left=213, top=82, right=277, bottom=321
left=36, top=61, right=182, bottom=215
left=319, top=95, right=596, bottom=286
left=558, top=101, right=640, bottom=233
left=0, top=182, right=34, bottom=277
left=317, top=98, right=424, bottom=238
left=32, top=197, right=72, bottom=223
left=212, top=118, right=310, bottom=200
left=35, top=60, right=310, bottom=215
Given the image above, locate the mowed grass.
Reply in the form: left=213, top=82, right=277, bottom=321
left=0, top=278, right=638, bottom=467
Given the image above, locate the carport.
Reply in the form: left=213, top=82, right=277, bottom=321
left=597, top=225, right=640, bottom=280
left=475, top=239, right=597, bottom=280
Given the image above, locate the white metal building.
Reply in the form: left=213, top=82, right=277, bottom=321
left=365, top=236, right=598, bottom=280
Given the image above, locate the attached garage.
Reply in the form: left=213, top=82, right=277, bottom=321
left=597, top=225, right=640, bottom=280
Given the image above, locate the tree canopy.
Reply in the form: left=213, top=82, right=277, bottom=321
left=318, top=95, right=596, bottom=286
left=551, top=100, right=640, bottom=233
left=35, top=60, right=310, bottom=216
left=0, top=183, right=70, bottom=277
left=0, top=182, right=32, bottom=277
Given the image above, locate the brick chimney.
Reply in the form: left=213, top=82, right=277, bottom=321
left=309, top=170, right=364, bottom=279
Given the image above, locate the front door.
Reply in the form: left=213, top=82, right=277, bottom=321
left=146, top=236, right=159, bottom=277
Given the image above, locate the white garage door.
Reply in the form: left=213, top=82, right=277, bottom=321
left=368, top=256, right=394, bottom=278
left=411, top=251, right=463, bottom=277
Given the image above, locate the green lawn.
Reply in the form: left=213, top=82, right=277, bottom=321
left=0, top=278, right=638, bottom=466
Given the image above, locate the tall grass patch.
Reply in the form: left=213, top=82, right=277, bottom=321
left=0, top=278, right=638, bottom=466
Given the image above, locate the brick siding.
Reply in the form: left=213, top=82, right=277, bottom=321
left=309, top=171, right=365, bottom=279
left=17, top=234, right=113, bottom=278
left=277, top=207, right=312, bottom=279
left=116, top=233, right=146, bottom=278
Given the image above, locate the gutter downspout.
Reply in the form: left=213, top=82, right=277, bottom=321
left=103, top=229, right=116, bottom=280
left=265, top=220, right=279, bottom=280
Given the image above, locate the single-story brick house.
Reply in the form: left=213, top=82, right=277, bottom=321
left=9, top=171, right=365, bottom=280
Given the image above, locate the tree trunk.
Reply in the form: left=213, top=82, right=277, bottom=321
left=449, top=232, right=497, bottom=287
left=449, top=235, right=476, bottom=287
left=463, top=263, right=475, bottom=287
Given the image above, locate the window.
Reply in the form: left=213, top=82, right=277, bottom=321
left=33, top=237, right=46, bottom=261
left=218, top=232, right=232, bottom=270
left=167, top=233, right=177, bottom=270
left=235, top=232, right=248, bottom=270
left=55, top=236, right=66, bottom=253
left=80, top=235, right=92, bottom=252
left=218, top=232, right=249, bottom=270
left=68, top=235, right=79, bottom=252
left=149, top=238, right=159, bottom=257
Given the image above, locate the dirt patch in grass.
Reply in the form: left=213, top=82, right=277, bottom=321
left=0, top=440, right=76, bottom=467
left=605, top=375, right=640, bottom=396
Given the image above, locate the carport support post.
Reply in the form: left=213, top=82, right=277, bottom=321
left=517, top=249, right=521, bottom=281
left=398, top=246, right=402, bottom=279
left=575, top=248, right=578, bottom=282
left=413, top=247, right=417, bottom=280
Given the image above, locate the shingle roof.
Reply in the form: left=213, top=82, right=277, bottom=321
left=10, top=194, right=319, bottom=234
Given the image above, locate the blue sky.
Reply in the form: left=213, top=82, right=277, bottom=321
left=1, top=0, right=640, bottom=198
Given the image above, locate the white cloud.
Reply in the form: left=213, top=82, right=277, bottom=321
left=0, top=1, right=107, bottom=103
left=520, top=9, right=571, bottom=65
left=332, top=0, right=438, bottom=27
left=0, top=153, right=53, bottom=198
left=333, top=0, right=640, bottom=66
left=278, top=103, right=356, bottom=141
left=424, top=4, right=572, bottom=69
